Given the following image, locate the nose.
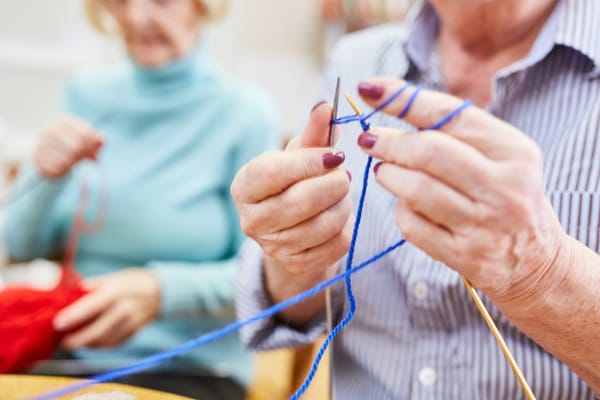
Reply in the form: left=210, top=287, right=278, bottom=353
left=121, top=0, right=153, bottom=28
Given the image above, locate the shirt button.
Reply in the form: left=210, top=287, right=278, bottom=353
left=418, top=367, right=437, bottom=387
left=413, top=282, right=428, bottom=300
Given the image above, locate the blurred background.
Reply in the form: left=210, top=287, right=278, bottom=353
left=0, top=0, right=415, bottom=260
left=0, top=0, right=416, bottom=397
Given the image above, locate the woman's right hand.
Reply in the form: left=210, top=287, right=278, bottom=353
left=34, top=116, right=103, bottom=179
left=231, top=103, right=353, bottom=326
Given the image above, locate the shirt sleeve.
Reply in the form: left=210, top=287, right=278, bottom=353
left=235, top=240, right=345, bottom=351
left=2, top=166, right=68, bottom=262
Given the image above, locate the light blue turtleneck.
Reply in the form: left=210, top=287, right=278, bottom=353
left=3, top=44, right=279, bottom=384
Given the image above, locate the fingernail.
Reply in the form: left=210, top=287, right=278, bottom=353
left=323, top=151, right=345, bottom=169
left=358, top=82, right=385, bottom=100
left=357, top=132, right=378, bottom=149
left=346, top=170, right=352, bottom=181
left=311, top=100, right=328, bottom=115
left=373, top=162, right=383, bottom=175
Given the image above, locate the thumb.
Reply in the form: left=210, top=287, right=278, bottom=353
left=295, top=102, right=334, bottom=149
left=84, top=134, right=104, bottom=161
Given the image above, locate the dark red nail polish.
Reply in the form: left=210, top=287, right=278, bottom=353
left=358, top=82, right=385, bottom=100
left=323, top=151, right=345, bottom=169
left=311, top=100, right=328, bottom=115
left=374, top=162, right=383, bottom=175
left=346, top=170, right=352, bottom=181
left=357, top=132, right=378, bottom=149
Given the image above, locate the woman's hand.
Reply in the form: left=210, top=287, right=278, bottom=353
left=34, top=116, right=103, bottom=179
left=53, top=268, right=161, bottom=349
left=231, top=103, right=353, bottom=326
left=355, top=78, right=568, bottom=311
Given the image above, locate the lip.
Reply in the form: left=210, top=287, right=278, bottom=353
left=136, top=37, right=161, bottom=46
left=128, top=33, right=162, bottom=46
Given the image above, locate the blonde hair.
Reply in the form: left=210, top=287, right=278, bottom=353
left=84, top=0, right=228, bottom=33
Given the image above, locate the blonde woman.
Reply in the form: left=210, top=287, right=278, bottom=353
left=3, top=0, right=278, bottom=398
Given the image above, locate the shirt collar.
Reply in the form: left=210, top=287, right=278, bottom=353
left=554, top=0, right=600, bottom=69
left=403, top=0, right=600, bottom=78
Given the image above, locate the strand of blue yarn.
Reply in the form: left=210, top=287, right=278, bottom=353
left=290, top=83, right=472, bottom=399
left=30, top=84, right=472, bottom=400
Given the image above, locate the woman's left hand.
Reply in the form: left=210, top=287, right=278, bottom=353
left=53, top=268, right=161, bottom=349
left=355, top=78, right=570, bottom=310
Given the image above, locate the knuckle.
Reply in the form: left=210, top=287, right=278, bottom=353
left=239, top=216, right=258, bottom=237
left=262, top=158, right=284, bottom=184
left=526, top=141, right=543, bottom=164
left=415, top=140, right=438, bottom=170
left=229, top=168, right=246, bottom=202
left=403, top=175, right=428, bottom=207
left=394, top=206, right=416, bottom=240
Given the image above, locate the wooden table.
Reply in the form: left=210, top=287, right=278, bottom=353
left=0, top=375, right=193, bottom=400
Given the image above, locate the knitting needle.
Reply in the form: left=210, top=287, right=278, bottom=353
left=461, top=277, right=536, bottom=400
left=329, top=77, right=341, bottom=147
left=342, top=91, right=536, bottom=400
left=325, top=76, right=341, bottom=400
left=344, top=91, right=364, bottom=117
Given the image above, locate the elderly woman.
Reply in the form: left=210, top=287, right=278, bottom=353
left=3, top=0, right=278, bottom=398
left=233, top=0, right=600, bottom=398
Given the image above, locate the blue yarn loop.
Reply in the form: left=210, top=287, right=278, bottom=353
left=31, top=84, right=472, bottom=400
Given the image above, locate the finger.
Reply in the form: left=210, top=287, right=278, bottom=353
left=375, top=163, right=475, bottom=229
left=64, top=119, right=103, bottom=160
left=243, top=168, right=350, bottom=234
left=36, top=147, right=73, bottom=178
left=86, top=303, right=139, bottom=348
left=61, top=305, right=127, bottom=349
left=231, top=148, right=345, bottom=204
left=53, top=289, right=114, bottom=332
left=261, top=195, right=353, bottom=255
left=53, top=130, right=86, bottom=163
left=83, top=276, right=107, bottom=291
left=360, top=128, right=494, bottom=196
left=357, top=78, right=530, bottom=159
left=393, top=204, right=457, bottom=264
left=278, top=217, right=354, bottom=275
left=300, top=102, right=334, bottom=148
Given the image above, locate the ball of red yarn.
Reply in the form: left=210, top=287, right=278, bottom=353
left=0, top=266, right=86, bottom=373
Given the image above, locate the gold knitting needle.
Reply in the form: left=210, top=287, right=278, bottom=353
left=462, top=277, right=536, bottom=400
left=343, top=91, right=536, bottom=400
left=344, top=92, right=363, bottom=117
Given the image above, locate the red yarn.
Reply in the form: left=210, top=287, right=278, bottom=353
left=0, top=265, right=86, bottom=373
left=0, top=172, right=106, bottom=373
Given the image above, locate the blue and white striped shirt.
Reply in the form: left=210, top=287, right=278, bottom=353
left=236, top=0, right=600, bottom=398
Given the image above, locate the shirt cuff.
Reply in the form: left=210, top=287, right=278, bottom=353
left=235, top=240, right=343, bottom=351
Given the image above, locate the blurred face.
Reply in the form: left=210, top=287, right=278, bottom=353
left=105, top=0, right=204, bottom=67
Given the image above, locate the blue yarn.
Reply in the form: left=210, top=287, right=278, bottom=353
left=31, top=85, right=472, bottom=400
left=428, top=100, right=473, bottom=130
left=290, top=156, right=374, bottom=400
left=30, top=239, right=406, bottom=400
left=399, top=85, right=422, bottom=120
left=363, top=82, right=411, bottom=121
left=333, top=115, right=361, bottom=124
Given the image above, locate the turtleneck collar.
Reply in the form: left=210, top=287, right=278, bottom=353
left=131, top=41, right=212, bottom=91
